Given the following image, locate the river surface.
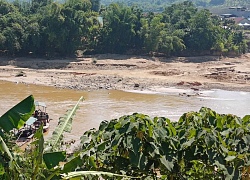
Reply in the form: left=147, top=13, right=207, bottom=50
left=0, top=80, right=250, bottom=143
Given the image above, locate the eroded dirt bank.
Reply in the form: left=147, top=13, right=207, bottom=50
left=0, top=54, right=250, bottom=92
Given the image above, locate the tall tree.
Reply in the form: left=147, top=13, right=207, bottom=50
left=62, top=0, right=95, bottom=55
left=0, top=1, right=27, bottom=55
left=97, top=4, right=142, bottom=54
left=142, top=14, right=166, bottom=53
left=184, top=9, right=217, bottom=52
left=163, top=1, right=197, bottom=29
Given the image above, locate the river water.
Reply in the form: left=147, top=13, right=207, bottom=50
left=0, top=80, right=250, bottom=143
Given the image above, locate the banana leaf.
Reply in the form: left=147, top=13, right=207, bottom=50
left=45, top=96, right=83, bottom=151
left=61, top=171, right=139, bottom=179
left=0, top=95, right=35, bottom=132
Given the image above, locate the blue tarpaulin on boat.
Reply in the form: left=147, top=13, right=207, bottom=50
left=26, top=117, right=37, bottom=126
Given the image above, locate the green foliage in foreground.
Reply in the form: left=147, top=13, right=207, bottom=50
left=79, top=107, right=250, bottom=179
left=0, top=96, right=132, bottom=180
left=0, top=96, right=250, bottom=179
left=0, top=95, right=35, bottom=132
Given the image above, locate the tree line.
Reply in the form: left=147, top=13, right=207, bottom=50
left=0, top=0, right=247, bottom=58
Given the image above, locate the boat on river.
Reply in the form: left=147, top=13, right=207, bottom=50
left=15, top=101, right=51, bottom=146
left=16, top=117, right=37, bottom=139
left=33, top=101, right=50, bottom=132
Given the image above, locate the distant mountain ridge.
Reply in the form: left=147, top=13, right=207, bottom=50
left=4, top=0, right=250, bottom=12
left=101, top=0, right=250, bottom=12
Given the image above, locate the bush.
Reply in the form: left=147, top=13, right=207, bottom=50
left=79, top=107, right=250, bottom=179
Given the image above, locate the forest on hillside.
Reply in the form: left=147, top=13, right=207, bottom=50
left=0, top=0, right=247, bottom=58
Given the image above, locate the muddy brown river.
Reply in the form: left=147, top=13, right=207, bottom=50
left=0, top=80, right=250, bottom=144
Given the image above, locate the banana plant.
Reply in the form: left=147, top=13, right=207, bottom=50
left=44, top=96, right=84, bottom=152
left=0, top=95, right=35, bottom=132
left=0, top=95, right=35, bottom=179
left=0, top=96, right=134, bottom=180
left=0, top=96, right=84, bottom=180
left=41, top=96, right=84, bottom=179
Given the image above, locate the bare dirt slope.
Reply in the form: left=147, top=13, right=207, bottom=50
left=0, top=53, right=250, bottom=92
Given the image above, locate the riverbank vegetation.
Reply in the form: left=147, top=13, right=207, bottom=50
left=0, top=96, right=250, bottom=179
left=0, top=0, right=247, bottom=58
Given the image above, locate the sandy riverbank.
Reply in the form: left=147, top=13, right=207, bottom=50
left=0, top=54, right=250, bottom=92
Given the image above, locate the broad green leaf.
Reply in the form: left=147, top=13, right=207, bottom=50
left=0, top=162, right=5, bottom=175
left=129, top=151, right=139, bottom=167
left=80, top=134, right=90, bottom=144
left=111, top=134, right=122, bottom=148
left=242, top=115, right=250, bottom=125
left=43, top=151, right=66, bottom=169
left=138, top=153, right=146, bottom=170
left=129, top=151, right=146, bottom=170
left=235, top=128, right=244, bottom=137
left=97, top=141, right=108, bottom=151
left=160, top=155, right=174, bottom=171
left=114, top=122, right=122, bottom=129
left=149, top=142, right=160, bottom=156
left=0, top=136, right=13, bottom=161
left=147, top=122, right=153, bottom=138
left=220, top=144, right=229, bottom=154
left=31, top=125, right=44, bottom=180
left=182, top=137, right=195, bottom=148
left=216, top=117, right=223, bottom=130
left=242, top=135, right=250, bottom=145
left=220, top=129, right=231, bottom=137
left=234, top=117, right=241, bottom=126
left=228, top=151, right=237, bottom=156
left=99, top=120, right=108, bottom=131
left=166, top=118, right=176, bottom=136
left=45, top=96, right=83, bottom=151
left=223, top=166, right=240, bottom=180
left=0, top=135, right=20, bottom=178
left=154, top=127, right=167, bottom=138
left=188, top=128, right=196, bottom=139
left=62, top=155, right=82, bottom=173
left=217, top=132, right=227, bottom=147
left=207, top=149, right=216, bottom=162
left=132, top=137, right=141, bottom=155
left=0, top=95, right=35, bottom=132
left=205, top=134, right=216, bottom=148
left=89, top=156, right=97, bottom=168
left=225, top=156, right=236, bottom=162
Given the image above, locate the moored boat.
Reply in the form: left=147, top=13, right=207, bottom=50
left=15, top=101, right=51, bottom=146
left=33, top=101, right=50, bottom=132
left=15, top=116, right=37, bottom=146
